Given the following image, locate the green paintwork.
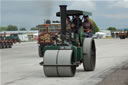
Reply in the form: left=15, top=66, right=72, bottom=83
left=71, top=46, right=78, bottom=62
left=79, top=27, right=84, bottom=43
left=6, top=34, right=20, bottom=41
left=43, top=45, right=60, bottom=51
left=43, top=45, right=83, bottom=63
left=72, top=46, right=83, bottom=62
left=77, top=47, right=83, bottom=61
left=72, top=33, right=79, bottom=46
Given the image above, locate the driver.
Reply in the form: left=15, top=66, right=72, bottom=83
left=83, top=15, right=93, bottom=37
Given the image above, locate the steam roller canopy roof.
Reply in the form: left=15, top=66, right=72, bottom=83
left=56, top=10, right=92, bottom=16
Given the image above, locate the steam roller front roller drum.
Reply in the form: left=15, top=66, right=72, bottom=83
left=43, top=50, right=59, bottom=77
left=83, top=38, right=96, bottom=71
left=57, top=50, right=76, bottom=77
left=43, top=50, right=76, bottom=77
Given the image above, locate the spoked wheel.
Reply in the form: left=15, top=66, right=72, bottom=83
left=83, top=38, right=96, bottom=71
left=43, top=50, right=76, bottom=77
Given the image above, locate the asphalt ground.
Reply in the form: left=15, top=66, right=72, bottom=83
left=97, top=63, right=128, bottom=85
left=1, top=39, right=128, bottom=85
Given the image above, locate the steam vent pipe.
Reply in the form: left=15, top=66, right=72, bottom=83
left=60, top=5, right=67, bottom=44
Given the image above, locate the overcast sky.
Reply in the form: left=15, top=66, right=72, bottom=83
left=1, top=0, right=128, bottom=30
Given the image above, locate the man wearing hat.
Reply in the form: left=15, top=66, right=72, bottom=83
left=83, top=15, right=93, bottom=37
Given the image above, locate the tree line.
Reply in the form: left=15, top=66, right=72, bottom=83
left=106, top=27, right=128, bottom=31
left=0, top=22, right=99, bottom=33
left=0, top=25, right=38, bottom=31
left=1, top=24, right=124, bottom=32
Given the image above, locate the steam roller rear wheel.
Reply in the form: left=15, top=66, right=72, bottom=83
left=43, top=50, right=76, bottom=77
left=39, top=46, right=43, bottom=57
left=83, top=38, right=96, bottom=71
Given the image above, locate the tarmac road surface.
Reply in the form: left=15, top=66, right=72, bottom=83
left=1, top=39, right=128, bottom=85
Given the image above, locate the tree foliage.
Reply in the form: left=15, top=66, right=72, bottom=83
left=107, top=27, right=117, bottom=31
left=7, top=25, right=18, bottom=31
left=20, top=27, right=26, bottom=31
left=30, top=27, right=38, bottom=30
left=0, top=25, right=18, bottom=31
left=0, top=27, right=8, bottom=31
left=89, top=18, right=100, bottom=33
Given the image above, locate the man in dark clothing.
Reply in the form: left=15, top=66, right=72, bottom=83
left=71, top=15, right=82, bottom=34
left=83, top=15, right=93, bottom=37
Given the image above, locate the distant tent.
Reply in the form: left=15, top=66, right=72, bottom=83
left=94, top=32, right=106, bottom=39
